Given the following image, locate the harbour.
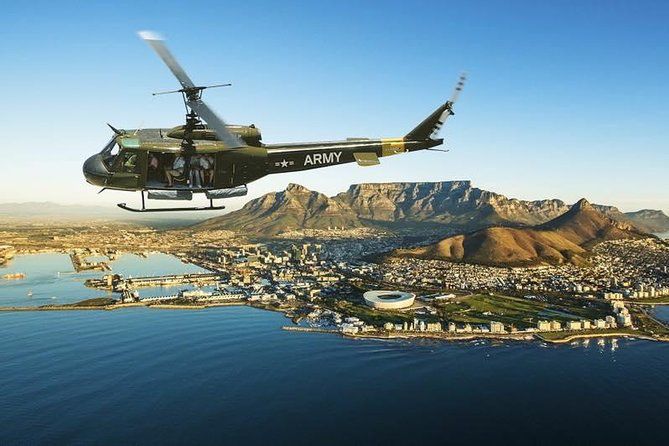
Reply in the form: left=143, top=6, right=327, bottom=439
left=0, top=252, right=208, bottom=307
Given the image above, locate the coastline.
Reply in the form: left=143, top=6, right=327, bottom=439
left=282, top=325, right=669, bottom=344
left=535, top=331, right=667, bottom=344
left=2, top=301, right=669, bottom=345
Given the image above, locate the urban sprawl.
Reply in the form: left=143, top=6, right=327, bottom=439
left=1, top=225, right=668, bottom=342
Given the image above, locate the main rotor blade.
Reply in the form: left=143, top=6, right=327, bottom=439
left=138, top=31, right=196, bottom=90
left=187, top=99, right=244, bottom=149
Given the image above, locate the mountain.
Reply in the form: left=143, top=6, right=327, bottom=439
left=194, top=181, right=664, bottom=237
left=624, top=209, right=669, bottom=233
left=393, top=199, right=649, bottom=266
left=195, top=183, right=365, bottom=234
left=334, top=181, right=570, bottom=227
left=0, top=202, right=209, bottom=228
left=538, top=199, right=643, bottom=247
left=196, top=181, right=575, bottom=235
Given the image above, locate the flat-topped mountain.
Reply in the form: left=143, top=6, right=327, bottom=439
left=196, top=181, right=572, bottom=235
left=394, top=199, right=649, bottom=266
left=193, top=181, right=666, bottom=237
left=334, top=181, right=570, bottom=227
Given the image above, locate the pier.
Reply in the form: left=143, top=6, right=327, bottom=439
left=69, top=252, right=110, bottom=272
left=86, top=272, right=225, bottom=291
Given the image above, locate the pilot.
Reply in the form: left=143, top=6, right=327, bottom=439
left=164, top=154, right=185, bottom=187
left=123, top=153, right=137, bottom=172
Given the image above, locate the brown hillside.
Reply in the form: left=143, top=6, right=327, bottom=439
left=395, top=199, right=649, bottom=266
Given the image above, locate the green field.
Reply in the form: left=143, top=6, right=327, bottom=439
left=323, top=289, right=613, bottom=330
left=433, top=293, right=610, bottom=329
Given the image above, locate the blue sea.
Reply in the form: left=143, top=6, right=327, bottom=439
left=0, top=253, right=207, bottom=307
left=1, top=255, right=669, bottom=445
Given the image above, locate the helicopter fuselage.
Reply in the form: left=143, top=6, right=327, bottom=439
left=83, top=128, right=443, bottom=193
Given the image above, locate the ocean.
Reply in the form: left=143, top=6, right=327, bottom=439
left=1, top=254, right=668, bottom=445
left=1, top=306, right=668, bottom=445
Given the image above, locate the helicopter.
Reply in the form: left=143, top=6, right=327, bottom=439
left=83, top=31, right=466, bottom=212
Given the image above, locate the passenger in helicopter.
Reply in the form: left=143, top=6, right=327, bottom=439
left=147, top=153, right=161, bottom=182
left=189, top=154, right=203, bottom=188
left=201, top=154, right=215, bottom=187
left=164, top=154, right=185, bottom=187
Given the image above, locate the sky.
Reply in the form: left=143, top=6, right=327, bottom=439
left=0, top=0, right=667, bottom=213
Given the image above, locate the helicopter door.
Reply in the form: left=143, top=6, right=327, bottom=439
left=109, top=150, right=143, bottom=189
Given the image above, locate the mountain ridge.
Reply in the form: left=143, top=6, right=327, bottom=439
left=194, top=181, right=667, bottom=236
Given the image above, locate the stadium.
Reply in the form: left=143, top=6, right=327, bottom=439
left=363, top=290, right=415, bottom=310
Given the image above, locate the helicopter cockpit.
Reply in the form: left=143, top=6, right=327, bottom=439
left=100, top=137, right=120, bottom=169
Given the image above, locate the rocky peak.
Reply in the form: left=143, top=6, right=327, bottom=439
left=285, top=183, right=309, bottom=193
left=572, top=198, right=592, bottom=211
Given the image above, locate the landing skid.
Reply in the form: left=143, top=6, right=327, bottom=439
left=117, top=191, right=226, bottom=213
left=117, top=203, right=226, bottom=212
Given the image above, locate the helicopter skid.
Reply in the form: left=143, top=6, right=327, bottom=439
left=117, top=203, right=226, bottom=212
left=117, top=190, right=225, bottom=212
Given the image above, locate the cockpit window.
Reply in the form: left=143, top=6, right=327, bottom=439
left=100, top=138, right=120, bottom=168
left=121, top=152, right=139, bottom=173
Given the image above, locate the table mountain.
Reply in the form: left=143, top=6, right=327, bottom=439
left=195, top=181, right=574, bottom=235
left=193, top=181, right=661, bottom=237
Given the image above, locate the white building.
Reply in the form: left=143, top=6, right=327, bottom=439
left=340, top=324, right=359, bottom=335
left=490, top=321, right=505, bottom=334
left=537, top=320, right=551, bottom=332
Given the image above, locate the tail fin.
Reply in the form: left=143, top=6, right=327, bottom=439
left=405, top=73, right=466, bottom=140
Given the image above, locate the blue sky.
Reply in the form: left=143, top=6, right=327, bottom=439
left=0, top=0, right=667, bottom=212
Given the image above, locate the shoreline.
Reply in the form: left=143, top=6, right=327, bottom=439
left=535, top=331, right=668, bottom=344
left=2, top=302, right=669, bottom=345
left=282, top=325, right=669, bottom=344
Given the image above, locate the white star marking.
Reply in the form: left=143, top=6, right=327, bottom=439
left=279, top=159, right=289, bottom=168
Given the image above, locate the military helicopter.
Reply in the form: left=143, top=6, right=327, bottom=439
left=83, top=31, right=466, bottom=212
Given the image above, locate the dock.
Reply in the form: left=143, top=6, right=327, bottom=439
left=86, top=272, right=226, bottom=291
left=69, top=253, right=110, bottom=272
